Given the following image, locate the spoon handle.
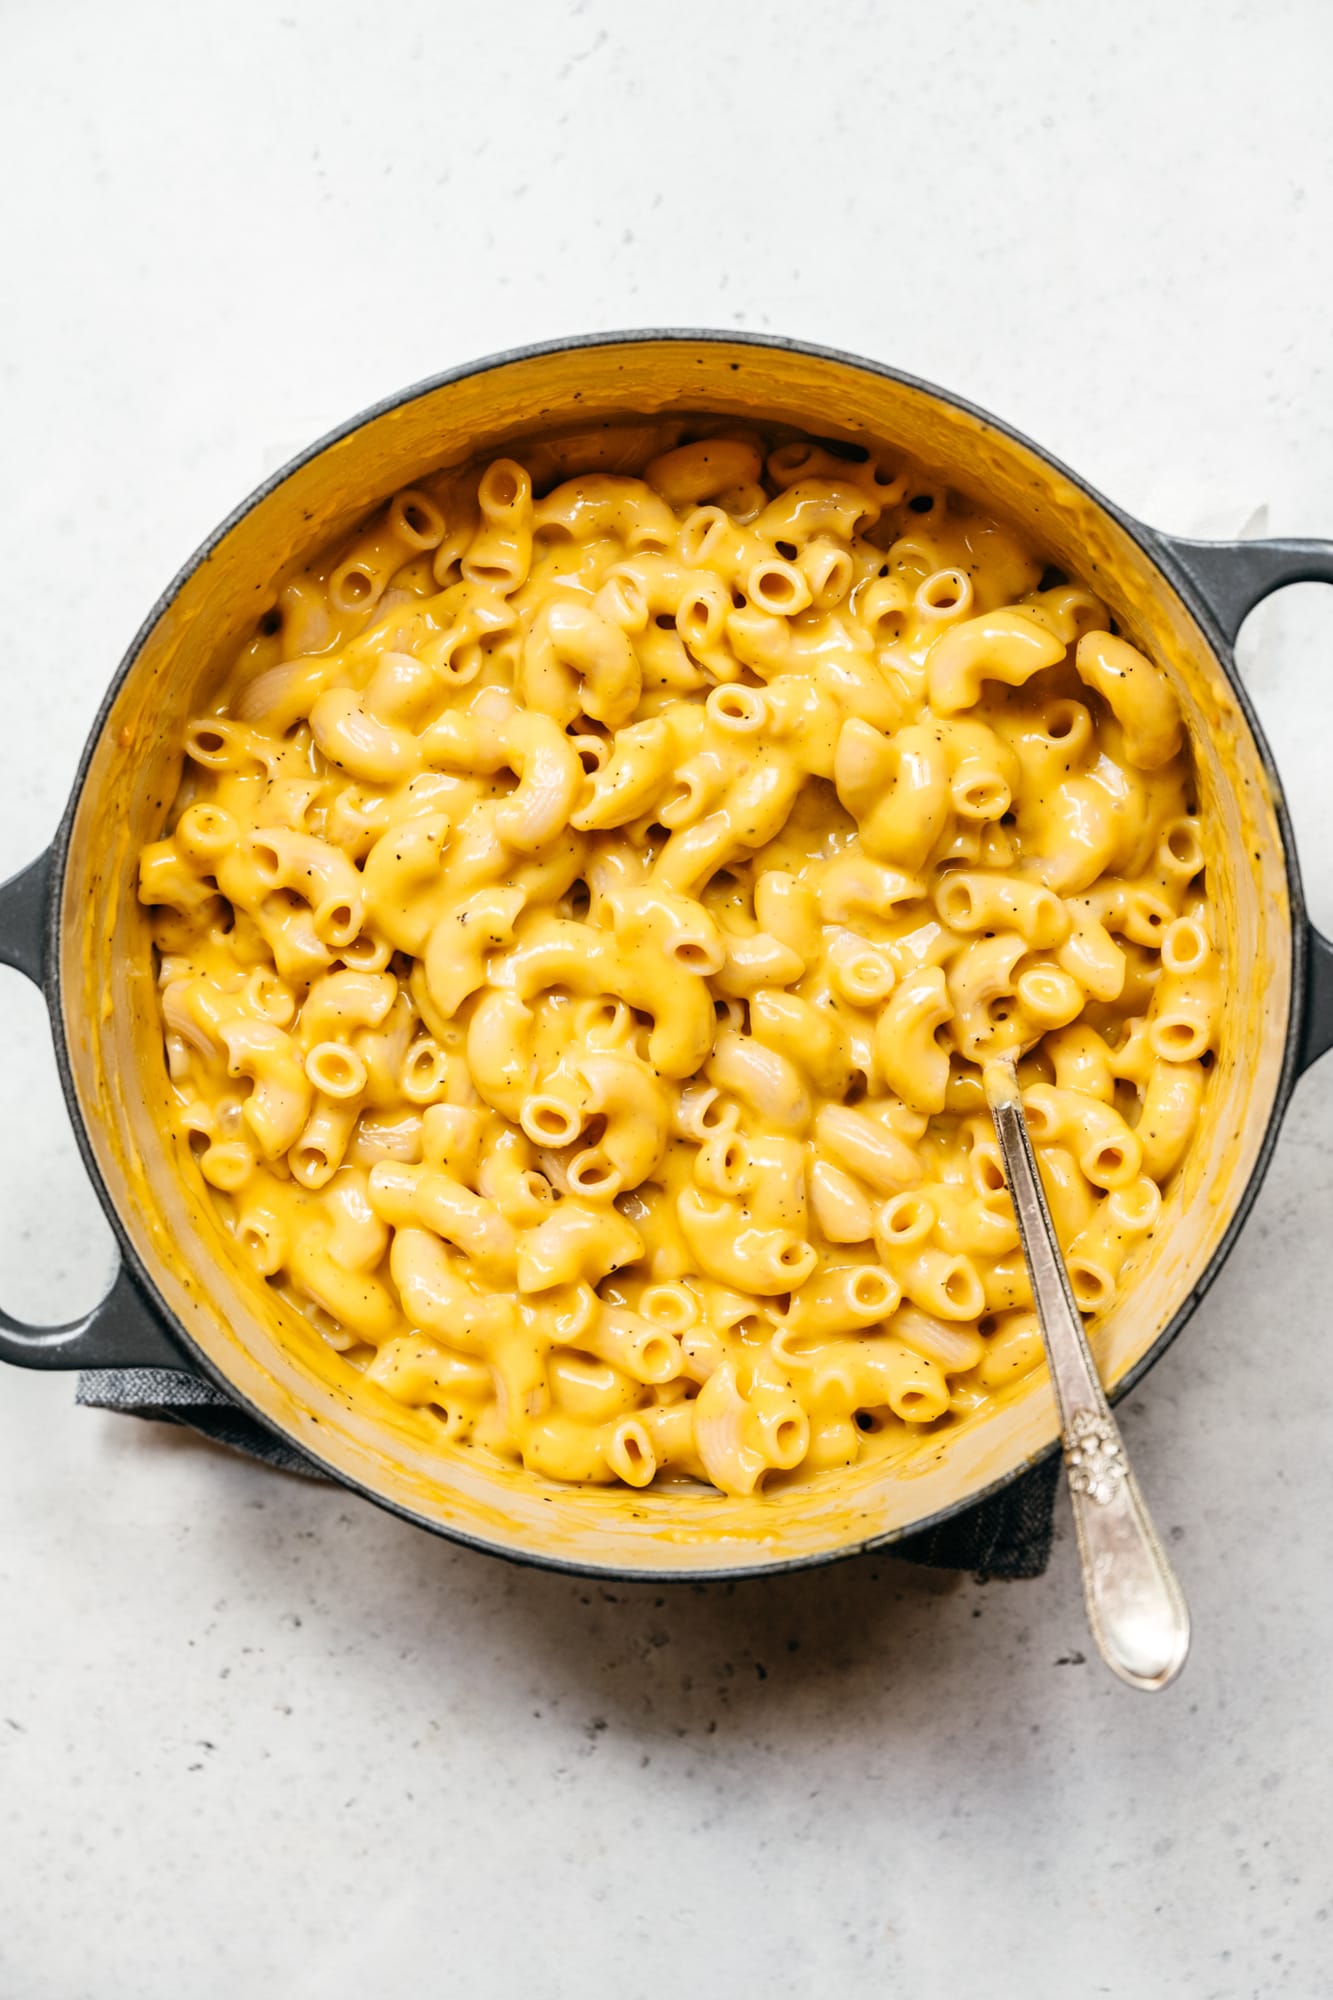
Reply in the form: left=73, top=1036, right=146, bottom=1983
left=984, top=1058, right=1190, bottom=1691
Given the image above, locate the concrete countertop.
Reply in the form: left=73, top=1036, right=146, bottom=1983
left=1, top=3, right=1330, bottom=1993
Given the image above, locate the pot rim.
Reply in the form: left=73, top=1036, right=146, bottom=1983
left=39, top=327, right=1313, bottom=1581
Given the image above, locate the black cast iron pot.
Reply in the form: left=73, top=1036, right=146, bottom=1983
left=1, top=332, right=1329, bottom=1577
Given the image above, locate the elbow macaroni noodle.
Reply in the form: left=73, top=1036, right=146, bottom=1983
left=139, top=421, right=1217, bottom=1498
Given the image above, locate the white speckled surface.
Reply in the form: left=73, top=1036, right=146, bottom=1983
left=2, top=3, right=1332, bottom=1993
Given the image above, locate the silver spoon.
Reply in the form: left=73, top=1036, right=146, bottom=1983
left=983, top=1054, right=1191, bottom=1691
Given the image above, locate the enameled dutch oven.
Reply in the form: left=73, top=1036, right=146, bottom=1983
left=2, top=331, right=1331, bottom=1578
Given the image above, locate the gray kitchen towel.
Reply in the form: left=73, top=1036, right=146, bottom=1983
left=76, top=1370, right=1062, bottom=1578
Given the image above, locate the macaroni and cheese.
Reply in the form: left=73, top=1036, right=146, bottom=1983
left=137, top=422, right=1217, bottom=1497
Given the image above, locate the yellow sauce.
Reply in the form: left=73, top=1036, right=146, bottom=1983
left=135, top=422, right=1218, bottom=1503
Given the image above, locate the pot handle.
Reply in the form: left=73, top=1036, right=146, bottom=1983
left=0, top=848, right=201, bottom=1373
left=1158, top=532, right=1333, bottom=1076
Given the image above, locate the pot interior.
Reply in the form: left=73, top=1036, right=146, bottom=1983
left=58, top=336, right=1293, bottom=1572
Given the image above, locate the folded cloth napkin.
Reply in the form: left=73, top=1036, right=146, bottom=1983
left=77, top=1369, right=1061, bottom=1578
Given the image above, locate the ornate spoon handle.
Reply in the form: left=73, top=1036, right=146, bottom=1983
left=984, top=1057, right=1191, bottom=1691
